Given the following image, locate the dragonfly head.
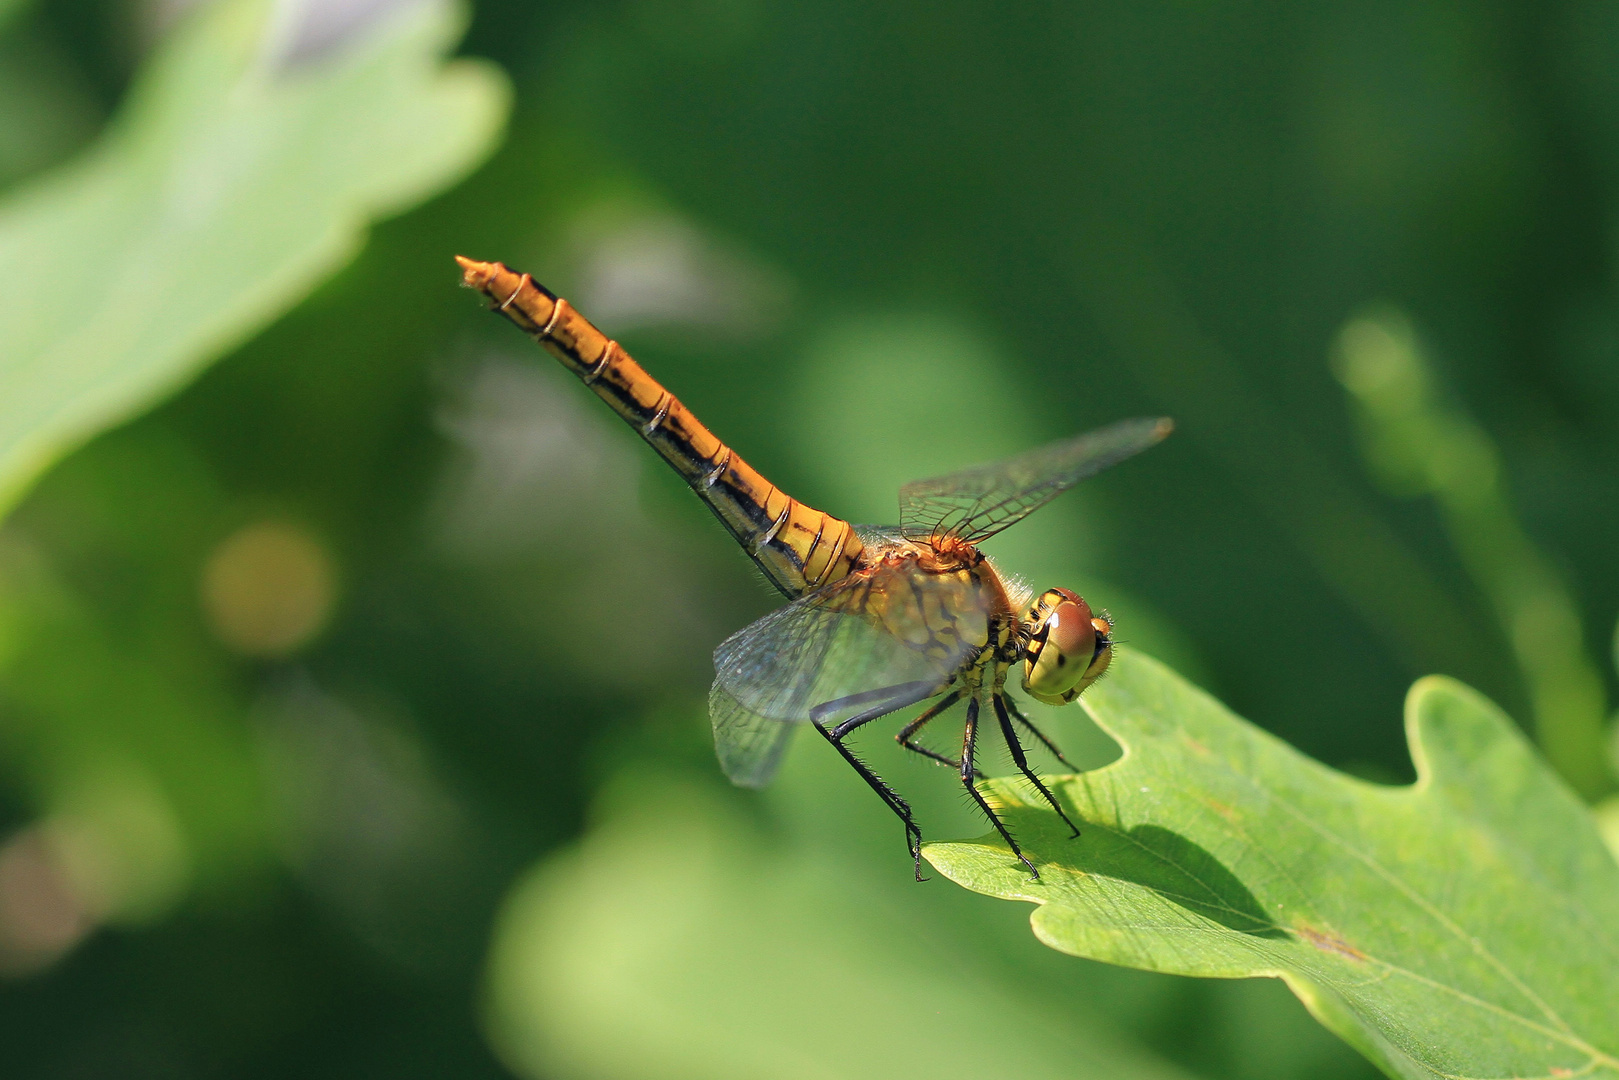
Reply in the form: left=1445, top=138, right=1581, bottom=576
left=1020, top=588, right=1112, bottom=705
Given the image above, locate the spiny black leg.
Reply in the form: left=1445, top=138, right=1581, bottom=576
left=994, top=694, right=1081, bottom=838
left=895, top=691, right=983, bottom=776
left=811, top=680, right=936, bottom=724
left=813, top=722, right=925, bottom=879
left=813, top=681, right=941, bottom=881
left=1002, top=695, right=1080, bottom=772
left=827, top=682, right=940, bottom=740
left=961, top=696, right=1039, bottom=880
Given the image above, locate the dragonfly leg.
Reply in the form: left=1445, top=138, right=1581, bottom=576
left=813, top=681, right=941, bottom=881
left=1001, top=695, right=1080, bottom=772
left=813, top=724, right=925, bottom=880
left=895, top=691, right=984, bottom=777
left=812, top=680, right=937, bottom=727
left=961, top=697, right=1040, bottom=880
left=993, top=695, right=1081, bottom=838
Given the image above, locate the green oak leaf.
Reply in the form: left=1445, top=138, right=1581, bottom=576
left=925, top=654, right=1619, bottom=1080
left=0, top=0, right=507, bottom=518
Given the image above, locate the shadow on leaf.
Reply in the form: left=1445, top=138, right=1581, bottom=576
left=1005, top=808, right=1285, bottom=938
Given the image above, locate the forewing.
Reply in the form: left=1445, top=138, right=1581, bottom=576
left=898, top=417, right=1172, bottom=544
left=710, top=556, right=988, bottom=788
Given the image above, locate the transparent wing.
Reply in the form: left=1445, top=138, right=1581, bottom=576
left=710, top=554, right=989, bottom=788
left=899, top=417, right=1172, bottom=545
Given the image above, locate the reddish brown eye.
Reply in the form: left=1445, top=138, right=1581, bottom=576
left=1048, top=601, right=1097, bottom=660
left=1023, top=589, right=1114, bottom=703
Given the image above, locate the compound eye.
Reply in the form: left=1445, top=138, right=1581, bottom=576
left=1022, top=598, right=1099, bottom=704
left=1048, top=602, right=1097, bottom=661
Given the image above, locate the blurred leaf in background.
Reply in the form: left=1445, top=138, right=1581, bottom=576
left=488, top=766, right=1204, bottom=1080
left=0, top=0, right=506, bottom=517
left=0, top=0, right=507, bottom=943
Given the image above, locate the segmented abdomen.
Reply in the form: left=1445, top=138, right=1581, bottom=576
left=457, top=257, right=863, bottom=598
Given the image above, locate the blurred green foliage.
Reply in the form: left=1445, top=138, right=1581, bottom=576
left=0, top=0, right=506, bottom=516
left=0, top=0, right=1615, bottom=1077
left=1333, top=307, right=1613, bottom=797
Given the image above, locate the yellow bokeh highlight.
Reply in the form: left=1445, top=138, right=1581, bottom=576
left=201, top=520, right=337, bottom=657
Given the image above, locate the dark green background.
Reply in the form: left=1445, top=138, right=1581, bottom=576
left=0, top=0, right=1614, bottom=1076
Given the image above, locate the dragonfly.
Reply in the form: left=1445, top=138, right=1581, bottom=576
left=457, top=256, right=1171, bottom=880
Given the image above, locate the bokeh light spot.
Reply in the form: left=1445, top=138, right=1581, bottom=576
left=0, top=828, right=92, bottom=978
left=202, top=520, right=337, bottom=657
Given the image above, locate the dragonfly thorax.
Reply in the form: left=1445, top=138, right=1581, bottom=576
left=915, top=534, right=985, bottom=573
left=1020, top=588, right=1113, bottom=705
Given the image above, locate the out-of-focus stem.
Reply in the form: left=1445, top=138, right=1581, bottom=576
left=1332, top=306, right=1615, bottom=801
left=1611, top=616, right=1619, bottom=773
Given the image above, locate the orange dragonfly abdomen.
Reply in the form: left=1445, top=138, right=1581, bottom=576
left=456, top=258, right=863, bottom=598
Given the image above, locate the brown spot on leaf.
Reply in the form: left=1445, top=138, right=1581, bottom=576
left=1203, top=798, right=1239, bottom=823
left=1294, top=922, right=1367, bottom=962
left=1550, top=1067, right=1573, bottom=1078
left=1182, top=735, right=1212, bottom=757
